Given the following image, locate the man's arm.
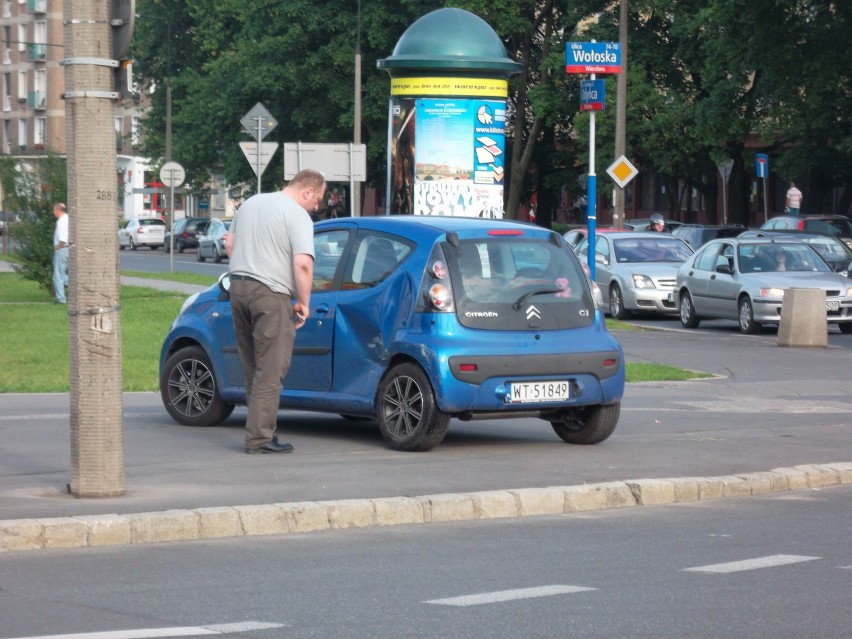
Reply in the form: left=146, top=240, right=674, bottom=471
left=292, top=253, right=314, bottom=328
left=223, top=231, right=234, bottom=257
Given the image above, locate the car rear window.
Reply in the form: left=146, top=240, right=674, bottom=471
left=613, top=237, right=692, bottom=262
left=445, top=237, right=595, bottom=331
left=140, top=218, right=165, bottom=227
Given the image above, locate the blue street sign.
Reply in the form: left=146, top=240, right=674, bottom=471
left=566, top=42, right=622, bottom=74
left=579, top=79, right=606, bottom=112
left=755, top=153, right=769, bottom=179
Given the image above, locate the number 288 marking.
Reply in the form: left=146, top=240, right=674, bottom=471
left=96, top=190, right=116, bottom=201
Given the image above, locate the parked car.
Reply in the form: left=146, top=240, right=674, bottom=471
left=760, top=214, right=852, bottom=249
left=676, top=238, right=852, bottom=334
left=623, top=217, right=683, bottom=232
left=160, top=216, right=626, bottom=451
left=197, top=219, right=231, bottom=263
left=672, top=224, right=746, bottom=249
left=575, top=231, right=694, bottom=319
left=738, top=229, right=852, bottom=277
left=118, top=217, right=166, bottom=250
left=164, top=217, right=211, bottom=253
left=562, top=226, right=619, bottom=251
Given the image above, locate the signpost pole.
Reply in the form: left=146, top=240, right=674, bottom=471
left=256, top=119, right=262, bottom=194
left=168, top=178, right=175, bottom=273
left=588, top=71, right=597, bottom=280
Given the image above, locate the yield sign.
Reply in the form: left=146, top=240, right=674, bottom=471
left=239, top=141, right=279, bottom=177
left=240, top=102, right=278, bottom=141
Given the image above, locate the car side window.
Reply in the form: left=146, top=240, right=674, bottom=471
left=312, top=230, right=350, bottom=291
left=693, top=245, right=719, bottom=271
left=343, top=233, right=412, bottom=289
left=595, top=237, right=610, bottom=262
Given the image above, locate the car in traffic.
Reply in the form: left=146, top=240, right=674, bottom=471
left=672, top=223, right=746, bottom=249
left=196, top=218, right=231, bottom=263
left=575, top=231, right=694, bottom=319
left=160, top=216, right=625, bottom=451
left=676, top=238, right=852, bottom=334
left=623, top=217, right=683, bottom=232
left=164, top=217, right=211, bottom=253
left=562, top=226, right=619, bottom=251
left=118, top=217, right=166, bottom=250
left=738, top=229, right=852, bottom=277
left=760, top=214, right=852, bottom=249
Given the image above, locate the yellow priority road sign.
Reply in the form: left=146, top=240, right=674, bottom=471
left=607, top=155, right=638, bottom=189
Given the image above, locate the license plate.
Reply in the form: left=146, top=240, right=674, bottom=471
left=508, top=380, right=571, bottom=403
left=826, top=301, right=840, bottom=311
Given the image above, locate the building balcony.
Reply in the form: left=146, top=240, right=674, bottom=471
left=28, top=0, right=47, bottom=13
left=27, top=43, right=47, bottom=61
left=27, top=90, right=46, bottom=109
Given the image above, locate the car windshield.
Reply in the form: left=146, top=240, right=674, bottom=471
left=801, top=237, right=852, bottom=261
left=612, top=238, right=692, bottom=263
left=447, top=237, right=595, bottom=330
left=737, top=243, right=832, bottom=273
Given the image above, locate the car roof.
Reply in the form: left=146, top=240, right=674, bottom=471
left=315, top=215, right=559, bottom=240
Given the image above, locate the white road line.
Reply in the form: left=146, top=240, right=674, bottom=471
left=4, top=621, right=283, bottom=639
left=425, top=584, right=596, bottom=607
left=684, top=554, right=821, bottom=574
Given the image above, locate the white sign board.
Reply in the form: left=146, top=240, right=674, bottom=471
left=159, top=161, right=185, bottom=188
left=240, top=103, right=277, bottom=141
left=283, top=143, right=367, bottom=182
left=239, top=141, right=279, bottom=177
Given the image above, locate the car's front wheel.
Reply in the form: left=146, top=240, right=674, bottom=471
left=738, top=296, right=761, bottom=334
left=213, top=246, right=223, bottom=263
left=197, top=249, right=205, bottom=262
left=679, top=291, right=700, bottom=328
left=160, top=345, right=234, bottom=426
left=609, top=284, right=631, bottom=320
left=550, top=403, right=620, bottom=445
left=376, top=363, right=450, bottom=451
left=838, top=322, right=852, bottom=334
left=129, top=237, right=137, bottom=250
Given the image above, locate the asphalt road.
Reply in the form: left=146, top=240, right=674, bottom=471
left=2, top=485, right=850, bottom=639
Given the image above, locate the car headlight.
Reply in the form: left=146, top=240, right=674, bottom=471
left=845, top=287, right=852, bottom=297
left=631, top=274, right=656, bottom=289
left=759, top=288, right=786, bottom=298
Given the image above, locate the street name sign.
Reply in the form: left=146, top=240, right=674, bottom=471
left=579, top=79, right=606, bottom=111
left=566, top=42, right=622, bottom=74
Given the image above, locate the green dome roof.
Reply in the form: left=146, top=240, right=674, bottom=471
left=377, top=8, right=521, bottom=76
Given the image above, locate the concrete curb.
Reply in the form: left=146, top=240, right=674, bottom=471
left=2, top=462, right=850, bottom=553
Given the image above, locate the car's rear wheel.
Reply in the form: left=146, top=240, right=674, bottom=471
left=213, top=246, right=223, bottom=263
left=839, top=323, right=852, bottom=334
left=550, top=403, right=620, bottom=445
left=178, top=242, right=185, bottom=253
left=160, top=345, right=234, bottom=426
left=609, top=284, right=631, bottom=320
left=150, top=245, right=157, bottom=250
left=376, top=363, right=450, bottom=451
left=129, top=237, right=136, bottom=250
left=679, top=291, right=700, bottom=328
left=738, top=296, right=761, bottom=334
left=197, top=249, right=205, bottom=262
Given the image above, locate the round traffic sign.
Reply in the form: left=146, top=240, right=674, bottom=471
left=159, top=161, right=186, bottom=188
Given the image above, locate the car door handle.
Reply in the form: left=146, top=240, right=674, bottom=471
left=313, top=303, right=330, bottom=316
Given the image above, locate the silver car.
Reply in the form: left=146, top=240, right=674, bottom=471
left=196, top=218, right=231, bottom=263
left=676, top=238, right=852, bottom=334
left=118, top=217, right=166, bottom=250
left=575, top=231, right=693, bottom=319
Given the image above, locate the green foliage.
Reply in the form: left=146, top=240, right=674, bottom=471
left=0, top=154, right=67, bottom=294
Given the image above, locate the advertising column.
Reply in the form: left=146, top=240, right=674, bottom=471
left=378, top=8, right=522, bottom=216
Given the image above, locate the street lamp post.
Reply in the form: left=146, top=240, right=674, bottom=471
left=353, top=0, right=362, bottom=217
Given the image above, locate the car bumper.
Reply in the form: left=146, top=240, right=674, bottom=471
left=625, top=288, right=678, bottom=314
left=753, top=298, right=852, bottom=324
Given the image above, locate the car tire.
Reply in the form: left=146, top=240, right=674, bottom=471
left=550, top=403, right=620, bottom=445
left=213, top=246, right=223, bottom=263
left=178, top=242, right=185, bottom=253
left=197, top=249, right=205, bottom=262
left=679, top=291, right=700, bottom=328
left=160, top=345, right=235, bottom=426
left=129, top=237, right=137, bottom=250
left=163, top=242, right=170, bottom=253
left=838, top=323, right=852, bottom=334
left=150, top=245, right=158, bottom=250
left=738, top=296, right=761, bottom=334
left=376, top=362, right=450, bottom=451
left=119, top=242, right=125, bottom=251
left=609, top=284, right=631, bottom=320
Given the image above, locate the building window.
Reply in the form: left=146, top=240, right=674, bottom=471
left=17, top=117, right=26, bottom=147
left=34, top=116, right=44, bottom=145
left=17, top=69, right=26, bottom=100
left=3, top=119, right=11, bottom=154
left=16, top=24, right=25, bottom=52
left=3, top=72, right=10, bottom=111
left=115, top=116, right=123, bottom=135
left=2, top=1, right=9, bottom=17
left=131, top=115, right=140, bottom=146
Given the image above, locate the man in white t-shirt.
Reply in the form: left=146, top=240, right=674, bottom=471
left=785, top=182, right=803, bottom=215
left=52, top=202, right=68, bottom=304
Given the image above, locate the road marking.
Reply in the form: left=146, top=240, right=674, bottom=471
left=4, top=621, right=284, bottom=639
left=684, top=554, right=820, bottom=574
left=425, top=584, right=596, bottom=607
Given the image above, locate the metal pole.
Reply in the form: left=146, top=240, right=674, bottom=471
left=588, top=69, right=598, bottom=281
left=353, top=0, right=362, bottom=217
left=763, top=176, right=768, bottom=223
left=169, top=170, right=175, bottom=274
left=613, top=0, right=628, bottom=228
left=256, top=118, right=262, bottom=194
left=722, top=178, right=728, bottom=225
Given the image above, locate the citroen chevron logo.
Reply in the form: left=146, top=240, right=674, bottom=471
left=525, top=305, right=541, bottom=320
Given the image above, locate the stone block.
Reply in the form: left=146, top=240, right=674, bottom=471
left=625, top=479, right=676, bottom=505
left=470, top=491, right=518, bottom=519
left=41, top=517, right=89, bottom=549
left=794, top=464, right=841, bottom=488
left=668, top=477, right=702, bottom=502
left=777, top=288, right=828, bottom=348
left=324, top=499, right=376, bottom=529
left=278, top=502, right=330, bottom=533
left=373, top=497, right=425, bottom=526
left=423, top=494, right=475, bottom=522
left=0, top=519, right=43, bottom=552
left=128, top=510, right=199, bottom=544
left=75, top=514, right=132, bottom=547
left=509, top=487, right=565, bottom=516
left=234, top=505, right=288, bottom=536
left=196, top=507, right=243, bottom=539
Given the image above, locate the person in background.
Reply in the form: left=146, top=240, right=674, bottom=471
left=785, top=182, right=803, bottom=215
left=52, top=202, right=68, bottom=304
left=224, top=169, right=326, bottom=454
left=645, top=212, right=668, bottom=232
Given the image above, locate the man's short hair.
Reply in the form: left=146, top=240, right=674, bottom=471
left=289, top=169, right=326, bottom=191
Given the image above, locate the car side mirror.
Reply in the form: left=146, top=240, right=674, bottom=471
left=716, top=263, right=732, bottom=275
left=219, top=273, right=231, bottom=293
left=595, top=254, right=608, bottom=265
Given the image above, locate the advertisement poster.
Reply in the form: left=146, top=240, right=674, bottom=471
left=388, top=96, right=507, bottom=217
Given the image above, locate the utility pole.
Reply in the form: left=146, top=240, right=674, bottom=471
left=64, top=0, right=125, bottom=496
left=613, top=0, right=628, bottom=228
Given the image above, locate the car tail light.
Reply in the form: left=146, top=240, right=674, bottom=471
left=458, top=363, right=478, bottom=372
left=429, top=284, right=453, bottom=311
left=431, top=260, right=448, bottom=280
left=181, top=231, right=189, bottom=238
left=798, top=220, right=805, bottom=230
left=488, top=229, right=523, bottom=236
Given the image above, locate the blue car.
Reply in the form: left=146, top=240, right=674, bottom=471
left=159, top=216, right=625, bottom=451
